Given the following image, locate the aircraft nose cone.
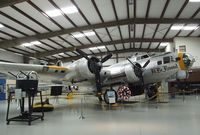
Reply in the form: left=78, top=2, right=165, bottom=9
left=184, top=53, right=195, bottom=69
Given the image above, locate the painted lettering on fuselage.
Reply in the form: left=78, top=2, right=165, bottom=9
left=151, top=64, right=178, bottom=74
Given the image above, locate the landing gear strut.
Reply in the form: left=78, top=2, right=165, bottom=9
left=146, top=84, right=158, bottom=100
left=98, top=94, right=103, bottom=102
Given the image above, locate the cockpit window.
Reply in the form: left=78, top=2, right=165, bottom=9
left=170, top=56, right=175, bottom=62
left=163, top=56, right=170, bottom=64
left=141, top=55, right=149, bottom=59
left=157, top=61, right=162, bottom=65
left=136, top=54, right=149, bottom=61
left=136, top=57, right=141, bottom=61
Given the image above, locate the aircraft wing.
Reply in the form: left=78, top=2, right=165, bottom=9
left=0, top=62, right=69, bottom=75
left=101, top=57, right=150, bottom=86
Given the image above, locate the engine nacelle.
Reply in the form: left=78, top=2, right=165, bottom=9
left=64, top=58, right=94, bottom=81
left=124, top=64, right=141, bottom=83
left=75, top=58, right=94, bottom=79
left=176, top=70, right=189, bottom=80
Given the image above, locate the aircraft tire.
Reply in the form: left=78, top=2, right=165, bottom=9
left=146, top=84, right=157, bottom=100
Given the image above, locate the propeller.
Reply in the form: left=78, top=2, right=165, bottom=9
left=76, top=49, right=90, bottom=60
left=127, top=58, right=150, bottom=85
left=75, top=48, right=112, bottom=96
left=143, top=59, right=150, bottom=68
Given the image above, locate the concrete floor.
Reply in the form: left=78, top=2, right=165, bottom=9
left=0, top=95, right=200, bottom=135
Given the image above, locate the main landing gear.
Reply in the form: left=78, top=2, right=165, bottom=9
left=102, top=85, right=132, bottom=104
left=146, top=84, right=158, bottom=100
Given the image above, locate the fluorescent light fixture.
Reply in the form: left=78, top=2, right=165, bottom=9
left=0, top=48, right=6, bottom=51
left=89, top=47, right=97, bottom=50
left=189, top=0, right=200, bottom=2
left=30, top=41, right=41, bottom=45
left=72, top=33, right=84, bottom=38
left=45, top=9, right=62, bottom=17
left=61, top=6, right=78, bottom=14
left=58, top=53, right=65, bottom=55
left=160, top=42, right=169, bottom=47
left=171, top=25, right=184, bottom=30
left=72, top=31, right=96, bottom=38
left=182, top=26, right=199, bottom=30
left=84, top=31, right=95, bottom=36
left=89, top=46, right=105, bottom=50
left=14, top=53, right=23, bottom=56
left=171, top=24, right=199, bottom=31
left=21, top=43, right=32, bottom=47
left=53, top=54, right=59, bottom=57
left=0, top=24, right=4, bottom=28
left=29, top=57, right=36, bottom=60
left=97, top=46, right=106, bottom=49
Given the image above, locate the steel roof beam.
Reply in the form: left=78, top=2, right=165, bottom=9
left=30, top=38, right=173, bottom=58
left=0, top=0, right=26, bottom=8
left=0, top=18, right=198, bottom=49
left=49, top=48, right=165, bottom=63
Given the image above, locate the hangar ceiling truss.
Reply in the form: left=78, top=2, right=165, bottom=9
left=0, top=0, right=199, bottom=62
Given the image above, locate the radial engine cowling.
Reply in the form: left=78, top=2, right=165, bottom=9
left=124, top=63, right=142, bottom=83
left=74, top=58, right=94, bottom=79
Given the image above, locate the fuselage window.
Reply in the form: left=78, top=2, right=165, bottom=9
left=163, top=56, right=170, bottom=64
left=157, top=61, right=162, bottom=65
left=170, top=56, right=175, bottom=62
left=136, top=57, right=141, bottom=61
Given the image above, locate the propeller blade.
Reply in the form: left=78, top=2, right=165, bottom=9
left=75, top=48, right=89, bottom=60
left=143, top=59, right=150, bottom=68
left=101, top=53, right=112, bottom=63
left=94, top=70, right=102, bottom=93
left=127, top=58, right=141, bottom=70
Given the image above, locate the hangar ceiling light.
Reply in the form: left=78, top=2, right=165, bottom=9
left=21, top=43, right=32, bottom=47
left=171, top=24, right=199, bottom=31
left=58, top=53, right=65, bottom=55
left=61, top=6, right=78, bottom=14
left=84, top=31, right=95, bottom=36
left=45, top=9, right=62, bottom=17
left=29, top=57, right=36, bottom=60
left=30, top=41, right=41, bottom=45
left=45, top=6, right=78, bottom=17
left=189, top=0, right=200, bottom=2
left=14, top=53, right=23, bottom=56
left=171, top=25, right=184, bottom=30
left=0, top=24, right=4, bottom=28
left=89, top=46, right=105, bottom=50
left=182, top=26, right=199, bottom=30
left=72, top=31, right=95, bottom=38
left=72, top=33, right=84, bottom=38
left=160, top=42, right=169, bottom=47
left=21, top=41, right=41, bottom=47
left=0, top=48, right=6, bottom=51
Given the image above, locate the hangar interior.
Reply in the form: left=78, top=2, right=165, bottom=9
left=0, top=0, right=200, bottom=135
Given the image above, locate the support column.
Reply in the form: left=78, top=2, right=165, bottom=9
left=116, top=53, right=119, bottom=63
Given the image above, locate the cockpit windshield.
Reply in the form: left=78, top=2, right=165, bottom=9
left=136, top=54, right=149, bottom=61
